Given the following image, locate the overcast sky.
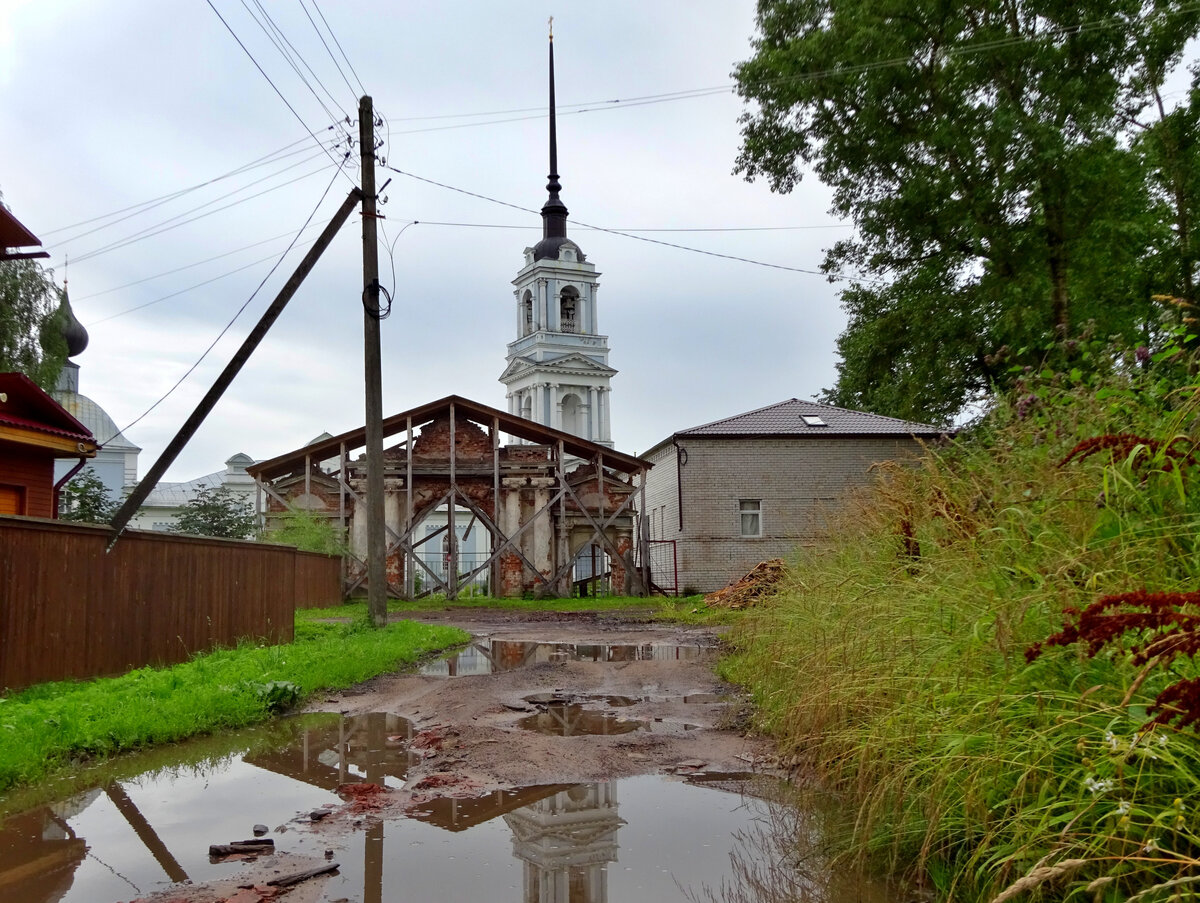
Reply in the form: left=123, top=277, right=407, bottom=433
left=0, top=1, right=846, bottom=481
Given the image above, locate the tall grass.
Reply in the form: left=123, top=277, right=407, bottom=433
left=0, top=617, right=467, bottom=792
left=722, top=358, right=1200, bottom=900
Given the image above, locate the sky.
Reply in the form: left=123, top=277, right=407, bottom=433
left=0, top=1, right=847, bottom=481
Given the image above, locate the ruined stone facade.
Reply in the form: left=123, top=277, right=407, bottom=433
left=250, top=398, right=648, bottom=600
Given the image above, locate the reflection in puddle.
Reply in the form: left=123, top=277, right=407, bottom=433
left=523, top=692, right=727, bottom=708
left=517, top=704, right=698, bottom=737
left=0, top=712, right=891, bottom=903
left=419, top=639, right=709, bottom=676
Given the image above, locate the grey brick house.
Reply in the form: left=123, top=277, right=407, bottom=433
left=641, top=399, right=944, bottom=593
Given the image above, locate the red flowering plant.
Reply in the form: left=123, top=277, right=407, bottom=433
left=1027, top=591, right=1200, bottom=731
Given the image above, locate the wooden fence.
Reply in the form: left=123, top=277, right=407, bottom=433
left=0, top=516, right=342, bottom=691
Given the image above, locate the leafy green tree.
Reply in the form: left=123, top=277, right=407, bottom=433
left=58, top=468, right=118, bottom=524
left=171, top=484, right=256, bottom=539
left=262, top=510, right=348, bottom=556
left=0, top=257, right=66, bottom=390
left=734, top=0, right=1200, bottom=423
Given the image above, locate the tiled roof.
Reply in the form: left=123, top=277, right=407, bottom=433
left=678, top=398, right=944, bottom=437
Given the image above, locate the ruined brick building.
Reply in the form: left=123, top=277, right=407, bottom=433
left=248, top=397, right=649, bottom=599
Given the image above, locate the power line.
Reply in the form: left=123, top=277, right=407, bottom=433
left=72, top=222, right=327, bottom=304
left=393, top=219, right=850, bottom=232
left=384, top=166, right=877, bottom=284
left=311, top=0, right=366, bottom=96
left=101, top=157, right=349, bottom=447
left=241, top=0, right=352, bottom=128
left=60, top=161, right=336, bottom=267
left=298, top=0, right=358, bottom=108
left=39, top=134, right=331, bottom=236
left=55, top=145, right=333, bottom=252
left=83, top=235, right=322, bottom=326
left=204, top=0, right=356, bottom=187
left=376, top=4, right=1200, bottom=136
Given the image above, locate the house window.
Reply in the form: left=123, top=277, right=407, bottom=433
left=739, top=499, right=761, bottom=537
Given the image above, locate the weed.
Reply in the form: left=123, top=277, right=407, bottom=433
left=721, top=353, right=1200, bottom=900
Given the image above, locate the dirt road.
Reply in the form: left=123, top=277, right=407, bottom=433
left=134, top=611, right=774, bottom=903
left=312, top=610, right=772, bottom=796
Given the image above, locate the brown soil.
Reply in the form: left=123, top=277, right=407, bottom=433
left=136, top=610, right=772, bottom=903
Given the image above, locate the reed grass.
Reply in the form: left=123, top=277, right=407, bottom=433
left=722, top=358, right=1200, bottom=900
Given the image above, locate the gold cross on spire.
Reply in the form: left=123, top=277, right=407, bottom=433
left=548, top=16, right=554, bottom=40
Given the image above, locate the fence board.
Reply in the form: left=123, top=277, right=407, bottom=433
left=0, top=517, right=342, bottom=691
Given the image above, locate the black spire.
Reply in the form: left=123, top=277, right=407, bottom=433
left=541, top=21, right=568, bottom=240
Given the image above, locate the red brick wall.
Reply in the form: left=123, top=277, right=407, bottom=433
left=411, top=415, right=493, bottom=464
left=0, top=447, right=55, bottom=517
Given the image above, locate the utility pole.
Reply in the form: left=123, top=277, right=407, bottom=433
left=360, top=94, right=388, bottom=628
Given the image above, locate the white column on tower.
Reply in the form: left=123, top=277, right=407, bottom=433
left=600, top=387, right=611, bottom=442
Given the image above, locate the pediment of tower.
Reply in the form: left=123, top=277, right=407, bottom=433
left=542, top=352, right=616, bottom=376
left=499, top=355, right=536, bottom=381
left=502, top=352, right=616, bottom=382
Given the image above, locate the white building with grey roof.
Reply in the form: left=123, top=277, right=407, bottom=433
left=641, top=398, right=945, bottom=594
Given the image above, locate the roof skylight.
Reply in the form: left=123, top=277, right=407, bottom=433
left=800, top=414, right=827, bottom=426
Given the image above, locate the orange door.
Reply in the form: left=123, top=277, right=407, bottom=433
left=0, top=485, right=23, bottom=515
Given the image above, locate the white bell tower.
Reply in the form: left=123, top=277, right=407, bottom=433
left=500, top=26, right=615, bottom=447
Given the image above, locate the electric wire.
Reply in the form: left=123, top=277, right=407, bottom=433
left=311, top=0, right=366, bottom=96
left=377, top=4, right=1200, bottom=135
left=54, top=145, right=333, bottom=254
left=391, top=219, right=850, bottom=232
left=298, top=0, right=359, bottom=108
left=241, top=0, right=352, bottom=129
left=100, top=157, right=349, bottom=447
left=71, top=223, right=327, bottom=303
left=379, top=219, right=419, bottom=302
left=84, top=235, right=322, bottom=326
left=384, top=166, right=878, bottom=283
left=204, top=0, right=356, bottom=187
left=39, top=133, right=333, bottom=237
left=60, top=161, right=336, bottom=268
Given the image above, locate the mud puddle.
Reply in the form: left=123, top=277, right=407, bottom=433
left=418, top=637, right=710, bottom=676
left=0, top=712, right=889, bottom=903
left=0, top=617, right=897, bottom=901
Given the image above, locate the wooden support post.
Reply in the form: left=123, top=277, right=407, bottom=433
left=360, top=94, right=387, bottom=627
left=639, top=468, right=651, bottom=593
left=492, top=415, right=500, bottom=597
left=405, top=416, right=413, bottom=599
left=339, top=441, right=348, bottom=595
left=449, top=402, right=459, bottom=599
left=557, top=440, right=569, bottom=596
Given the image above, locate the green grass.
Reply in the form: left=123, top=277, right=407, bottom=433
left=0, top=615, right=467, bottom=793
left=720, top=358, right=1200, bottom=901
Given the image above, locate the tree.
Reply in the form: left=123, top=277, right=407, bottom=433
left=171, top=484, right=257, bottom=539
left=261, top=510, right=348, bottom=556
left=59, top=468, right=118, bottom=524
left=734, top=0, right=1200, bottom=423
left=0, top=256, right=66, bottom=390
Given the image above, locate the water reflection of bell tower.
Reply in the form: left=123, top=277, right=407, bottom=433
left=504, top=783, right=623, bottom=903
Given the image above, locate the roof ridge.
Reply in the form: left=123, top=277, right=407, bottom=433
left=681, top=398, right=801, bottom=434
left=801, top=398, right=939, bottom=430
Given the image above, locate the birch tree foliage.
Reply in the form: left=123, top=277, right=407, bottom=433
left=734, top=0, right=1200, bottom=423
left=0, top=257, right=65, bottom=391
